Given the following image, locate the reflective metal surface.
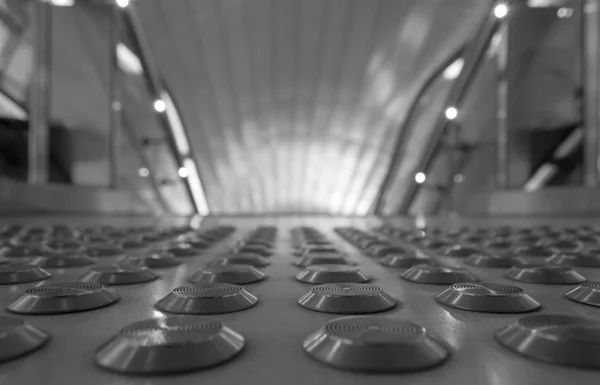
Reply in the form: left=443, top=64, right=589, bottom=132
left=135, top=0, right=488, bottom=214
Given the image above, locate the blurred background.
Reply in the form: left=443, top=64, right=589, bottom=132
left=0, top=0, right=595, bottom=217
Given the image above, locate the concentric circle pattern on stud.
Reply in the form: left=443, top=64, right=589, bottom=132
left=95, top=316, right=245, bottom=374
left=7, top=282, right=119, bottom=314
left=303, top=316, right=448, bottom=372
left=496, top=314, right=600, bottom=368
left=156, top=283, right=257, bottom=314
left=298, top=283, right=396, bottom=314
left=436, top=283, right=541, bottom=313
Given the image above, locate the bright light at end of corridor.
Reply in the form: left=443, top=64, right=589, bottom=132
left=494, top=3, right=509, bottom=19
left=153, top=99, right=166, bottom=113
left=116, top=0, right=130, bottom=8
left=445, top=107, right=458, bottom=120
left=178, top=167, right=190, bottom=179
left=50, top=0, right=75, bottom=6
left=415, top=172, right=426, bottom=184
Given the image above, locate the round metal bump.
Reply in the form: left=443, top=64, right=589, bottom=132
left=435, top=283, right=541, bottom=313
left=85, top=247, right=124, bottom=258
left=120, top=241, right=149, bottom=250
left=379, top=255, right=432, bottom=268
left=2, top=246, right=47, bottom=258
left=296, top=265, right=369, bottom=284
left=45, top=240, right=82, bottom=251
left=303, top=316, right=448, bottom=372
left=484, top=241, right=514, bottom=254
left=443, top=245, right=481, bottom=257
left=298, top=283, right=396, bottom=314
left=237, top=245, right=272, bottom=257
left=546, top=252, right=600, bottom=267
left=294, top=254, right=353, bottom=268
left=400, top=264, right=479, bottom=285
left=156, top=284, right=258, bottom=314
left=188, top=265, right=266, bottom=285
left=504, top=266, right=586, bottom=285
left=164, top=247, right=202, bottom=257
left=185, top=241, right=211, bottom=250
left=7, top=282, right=119, bottom=314
left=565, top=282, right=600, bottom=307
left=78, top=265, right=159, bottom=285
left=514, top=245, right=555, bottom=258
left=29, top=252, right=95, bottom=268
left=496, top=314, right=600, bottom=368
left=542, top=240, right=583, bottom=252
left=0, top=317, right=48, bottom=363
left=95, top=316, right=245, bottom=374
left=0, top=263, right=51, bottom=285
left=208, top=254, right=270, bottom=268
left=141, top=253, right=183, bottom=268
left=465, top=254, right=519, bottom=268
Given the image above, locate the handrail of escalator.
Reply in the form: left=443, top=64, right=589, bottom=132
left=371, top=46, right=465, bottom=214
left=397, top=3, right=501, bottom=215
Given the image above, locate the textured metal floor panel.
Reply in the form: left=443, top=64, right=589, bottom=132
left=0, top=215, right=599, bottom=384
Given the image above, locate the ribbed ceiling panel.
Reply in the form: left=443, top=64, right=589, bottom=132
left=136, top=0, right=487, bottom=214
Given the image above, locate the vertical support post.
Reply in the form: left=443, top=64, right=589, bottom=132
left=28, top=1, right=52, bottom=185
left=108, top=5, right=122, bottom=188
left=583, top=0, right=600, bottom=186
left=495, top=19, right=509, bottom=189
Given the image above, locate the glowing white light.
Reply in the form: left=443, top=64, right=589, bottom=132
left=116, top=0, right=130, bottom=8
left=415, top=172, right=426, bottom=184
left=138, top=167, right=149, bottom=177
left=117, top=43, right=143, bottom=75
left=178, top=167, right=190, bottom=179
left=453, top=174, right=465, bottom=183
left=50, top=0, right=75, bottom=6
left=494, top=3, right=509, bottom=19
left=443, top=58, right=465, bottom=80
left=445, top=107, right=458, bottom=120
left=153, top=99, right=166, bottom=113
left=557, top=7, right=573, bottom=18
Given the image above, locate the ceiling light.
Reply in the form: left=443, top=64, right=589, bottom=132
left=153, top=99, right=166, bottom=113
left=415, top=172, right=426, bottom=184
left=178, top=167, right=190, bottom=179
left=445, top=107, right=458, bottom=120
left=494, top=3, right=509, bottom=19
left=138, top=167, right=149, bottom=177
left=116, top=0, right=130, bottom=8
left=443, top=58, right=464, bottom=80
left=117, top=43, right=143, bottom=75
left=50, top=0, right=75, bottom=6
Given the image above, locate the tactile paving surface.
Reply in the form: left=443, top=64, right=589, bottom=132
left=2, top=216, right=600, bottom=384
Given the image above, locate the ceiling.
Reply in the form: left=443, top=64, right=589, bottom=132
left=135, top=0, right=489, bottom=214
